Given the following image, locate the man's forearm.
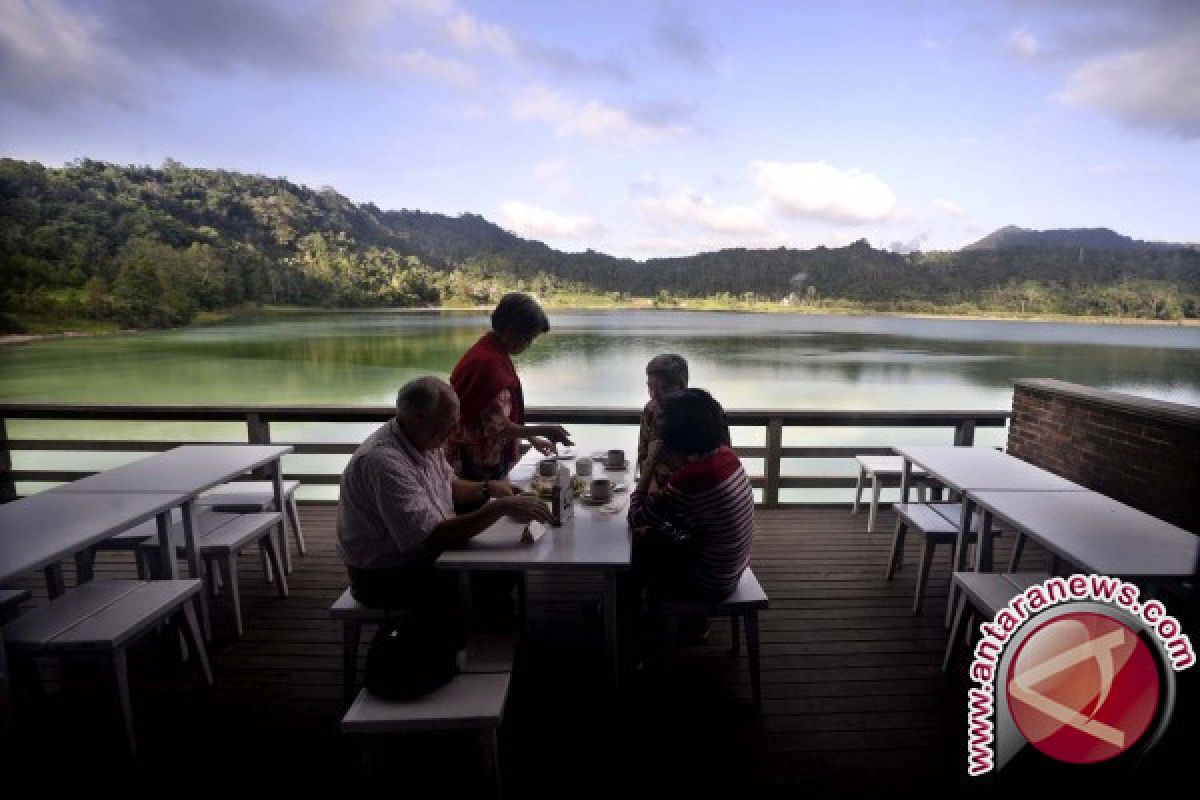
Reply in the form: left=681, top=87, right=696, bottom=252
left=424, top=502, right=506, bottom=550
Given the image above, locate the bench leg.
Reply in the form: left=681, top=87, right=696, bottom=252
left=180, top=598, right=213, bottom=685
left=729, top=613, right=741, bottom=657
left=223, top=555, right=244, bottom=637
left=867, top=475, right=882, bottom=533
left=885, top=518, right=908, bottom=580
left=745, top=611, right=762, bottom=711
left=604, top=571, right=620, bottom=688
left=109, top=648, right=137, bottom=755
left=261, top=529, right=289, bottom=598
left=287, top=495, right=307, bottom=556
left=479, top=728, right=502, bottom=794
left=1008, top=534, right=1026, bottom=572
left=851, top=466, right=864, bottom=514
left=942, top=593, right=969, bottom=673
left=277, top=520, right=293, bottom=576
left=343, top=621, right=362, bottom=707
left=913, top=538, right=936, bottom=615
left=74, top=548, right=96, bottom=586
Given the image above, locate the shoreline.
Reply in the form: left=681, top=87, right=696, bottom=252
left=3, top=304, right=1197, bottom=345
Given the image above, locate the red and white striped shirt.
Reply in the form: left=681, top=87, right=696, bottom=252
left=629, top=445, right=755, bottom=598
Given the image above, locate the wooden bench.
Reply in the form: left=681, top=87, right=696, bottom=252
left=884, top=502, right=994, bottom=615
left=198, top=479, right=306, bottom=573
left=2, top=579, right=211, bottom=752
left=341, top=635, right=516, bottom=788
left=330, top=587, right=415, bottom=707
left=136, top=512, right=286, bottom=636
left=942, top=572, right=1050, bottom=672
left=657, top=568, right=769, bottom=709
left=852, top=455, right=930, bottom=532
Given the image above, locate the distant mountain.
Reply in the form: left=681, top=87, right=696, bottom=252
left=964, top=225, right=1186, bottom=252
left=1, top=158, right=1197, bottom=326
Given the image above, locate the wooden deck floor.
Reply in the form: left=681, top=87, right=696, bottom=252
left=4, top=505, right=1194, bottom=794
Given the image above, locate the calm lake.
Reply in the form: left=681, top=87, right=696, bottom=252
left=4, top=310, right=1198, bottom=499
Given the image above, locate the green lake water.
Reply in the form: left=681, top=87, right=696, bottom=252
left=3, top=310, right=1198, bottom=500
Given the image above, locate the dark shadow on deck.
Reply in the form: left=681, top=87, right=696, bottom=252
left=3, top=506, right=1194, bottom=794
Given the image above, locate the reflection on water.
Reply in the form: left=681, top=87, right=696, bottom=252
left=4, top=310, right=1197, bottom=499
left=4, top=309, right=1197, bottom=408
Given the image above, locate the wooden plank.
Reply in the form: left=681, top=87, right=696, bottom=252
left=3, top=503, right=1065, bottom=792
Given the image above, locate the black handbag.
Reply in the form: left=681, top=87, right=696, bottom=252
left=363, top=613, right=459, bottom=700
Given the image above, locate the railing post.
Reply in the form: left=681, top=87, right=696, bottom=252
left=247, top=413, right=272, bottom=478
left=953, top=418, right=976, bottom=447
left=764, top=417, right=783, bottom=508
left=0, top=417, right=15, bottom=502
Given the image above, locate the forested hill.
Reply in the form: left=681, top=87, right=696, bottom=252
left=2, top=158, right=1197, bottom=329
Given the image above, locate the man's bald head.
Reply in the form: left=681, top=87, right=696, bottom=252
left=396, top=376, right=459, bottom=450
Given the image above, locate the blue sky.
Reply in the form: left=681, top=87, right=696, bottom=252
left=1, top=0, right=1198, bottom=258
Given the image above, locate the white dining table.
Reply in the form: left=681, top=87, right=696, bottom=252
left=895, top=445, right=1088, bottom=624
left=436, top=440, right=634, bottom=684
left=51, top=444, right=294, bottom=637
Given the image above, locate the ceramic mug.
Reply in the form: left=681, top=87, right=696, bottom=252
left=606, top=449, right=625, bottom=469
left=575, top=457, right=594, bottom=477
left=590, top=478, right=613, bottom=502
left=538, top=458, right=558, bottom=477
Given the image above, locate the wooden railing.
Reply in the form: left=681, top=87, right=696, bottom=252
left=0, top=404, right=1010, bottom=507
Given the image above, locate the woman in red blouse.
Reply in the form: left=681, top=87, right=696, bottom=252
left=446, top=293, right=573, bottom=481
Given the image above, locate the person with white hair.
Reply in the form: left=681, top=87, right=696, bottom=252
left=337, top=375, right=552, bottom=612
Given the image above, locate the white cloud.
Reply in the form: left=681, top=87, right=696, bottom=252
left=751, top=161, right=900, bottom=224
left=639, top=190, right=769, bottom=235
left=378, top=49, right=477, bottom=88
left=511, top=84, right=688, bottom=144
left=934, top=198, right=966, bottom=217
left=445, top=12, right=516, bottom=56
left=1055, top=32, right=1200, bottom=138
left=1007, top=28, right=1041, bottom=60
left=497, top=200, right=602, bottom=239
left=532, top=158, right=573, bottom=193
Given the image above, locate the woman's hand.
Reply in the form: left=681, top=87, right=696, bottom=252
left=536, top=425, right=574, bottom=446
left=529, top=436, right=557, bottom=456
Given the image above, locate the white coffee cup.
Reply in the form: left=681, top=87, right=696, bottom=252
left=606, top=449, right=625, bottom=469
left=590, top=478, right=613, bottom=502
left=576, top=457, right=593, bottom=478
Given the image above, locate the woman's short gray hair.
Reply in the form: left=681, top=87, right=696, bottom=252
left=645, top=353, right=688, bottom=389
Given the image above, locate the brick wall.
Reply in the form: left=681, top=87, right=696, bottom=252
left=1007, top=379, right=1200, bottom=533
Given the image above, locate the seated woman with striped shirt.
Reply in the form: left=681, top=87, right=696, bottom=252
left=628, top=388, right=755, bottom=601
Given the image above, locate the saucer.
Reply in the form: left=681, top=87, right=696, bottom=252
left=580, top=494, right=616, bottom=506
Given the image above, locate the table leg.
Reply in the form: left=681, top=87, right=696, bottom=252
left=271, top=460, right=293, bottom=574
left=946, top=497, right=976, bottom=627
left=43, top=563, right=66, bottom=598
left=155, top=511, right=179, bottom=579
left=604, top=571, right=620, bottom=688
left=899, top=459, right=912, bottom=505
left=973, top=509, right=995, bottom=573
left=458, top=571, right=473, bottom=617
left=181, top=500, right=211, bottom=640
